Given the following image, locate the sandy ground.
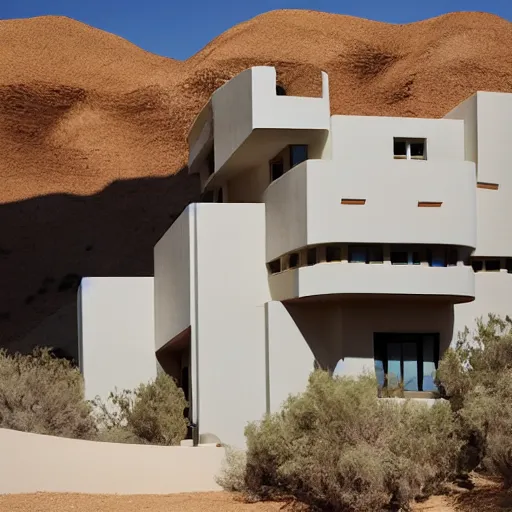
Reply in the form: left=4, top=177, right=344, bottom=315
left=2, top=480, right=511, bottom=512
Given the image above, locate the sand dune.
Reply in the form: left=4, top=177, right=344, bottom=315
left=1, top=11, right=512, bottom=354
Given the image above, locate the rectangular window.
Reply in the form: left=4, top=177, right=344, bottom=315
left=307, top=248, right=317, bottom=266
left=447, top=248, right=458, bottom=267
left=270, top=159, right=284, bottom=182
left=428, top=248, right=446, bottom=268
left=368, top=246, right=384, bottom=264
left=268, top=259, right=281, bottom=274
left=326, top=245, right=342, bottom=262
left=289, top=145, right=308, bottom=168
left=507, top=259, right=512, bottom=274
left=412, top=250, right=421, bottom=265
left=393, top=138, right=426, bottom=161
left=348, top=245, right=367, bottom=263
left=391, top=250, right=408, bottom=265
left=471, top=259, right=484, bottom=273
left=485, top=259, right=500, bottom=272
left=215, top=188, right=223, bottom=203
left=288, top=253, right=300, bottom=269
left=207, top=149, right=215, bottom=175
left=373, top=333, right=440, bottom=393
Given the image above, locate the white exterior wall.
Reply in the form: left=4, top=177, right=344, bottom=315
left=265, top=158, right=476, bottom=261
left=454, top=273, right=512, bottom=339
left=210, top=66, right=330, bottom=174
left=0, top=429, right=223, bottom=495
left=78, top=277, right=156, bottom=401
left=445, top=92, right=512, bottom=257
left=265, top=299, right=453, bottom=412
left=154, top=207, right=192, bottom=351
left=330, top=115, right=465, bottom=163
left=194, top=203, right=270, bottom=448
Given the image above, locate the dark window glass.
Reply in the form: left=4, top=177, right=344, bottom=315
left=485, top=259, right=500, bottom=272
left=447, top=248, right=458, bottom=266
left=290, top=145, right=308, bottom=168
left=207, top=150, right=215, bottom=176
left=276, top=84, right=287, bottom=96
left=349, top=246, right=367, bottom=263
left=391, top=251, right=408, bottom=265
left=368, top=246, right=383, bottom=263
left=412, top=251, right=421, bottom=265
left=410, top=141, right=425, bottom=159
left=326, top=245, right=342, bottom=262
left=428, top=249, right=446, bottom=268
left=307, top=248, right=317, bottom=266
left=393, top=139, right=407, bottom=157
left=270, top=160, right=284, bottom=182
left=507, top=259, right=512, bottom=274
left=373, top=333, right=440, bottom=393
left=216, top=188, right=223, bottom=203
left=471, top=260, right=483, bottom=272
left=268, top=260, right=281, bottom=274
left=289, top=253, right=299, bottom=268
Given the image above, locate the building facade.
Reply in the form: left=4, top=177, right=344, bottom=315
left=79, top=67, right=512, bottom=448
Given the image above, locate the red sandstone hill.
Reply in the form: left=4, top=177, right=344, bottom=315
left=1, top=11, right=512, bottom=356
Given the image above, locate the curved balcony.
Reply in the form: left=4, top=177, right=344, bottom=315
left=263, top=159, right=477, bottom=261
left=269, top=262, right=475, bottom=303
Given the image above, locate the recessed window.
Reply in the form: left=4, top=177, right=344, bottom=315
left=326, top=245, right=342, bottom=262
left=391, top=250, right=408, bottom=265
left=270, top=159, right=284, bottom=182
left=307, top=248, right=317, bottom=266
left=471, top=260, right=484, bottom=272
left=428, top=248, right=446, bottom=268
left=485, top=259, right=500, bottom=272
left=506, top=259, right=512, bottom=273
left=276, top=84, right=287, bottom=96
left=215, top=188, right=223, bottom=203
left=289, top=253, right=300, bottom=269
left=207, top=149, right=215, bottom=175
left=348, top=246, right=367, bottom=263
left=290, top=145, right=308, bottom=168
left=447, top=248, right=458, bottom=267
left=368, top=246, right=384, bottom=264
left=268, top=259, right=281, bottom=274
left=374, top=333, right=440, bottom=392
left=393, top=138, right=426, bottom=160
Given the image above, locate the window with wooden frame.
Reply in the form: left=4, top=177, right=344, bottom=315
left=393, top=138, right=426, bottom=160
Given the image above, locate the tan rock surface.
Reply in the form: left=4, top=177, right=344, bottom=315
left=1, top=11, right=512, bottom=354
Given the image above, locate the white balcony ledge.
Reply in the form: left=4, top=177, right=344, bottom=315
left=269, top=262, right=475, bottom=303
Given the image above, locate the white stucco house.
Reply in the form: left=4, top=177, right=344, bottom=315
left=77, top=66, right=512, bottom=448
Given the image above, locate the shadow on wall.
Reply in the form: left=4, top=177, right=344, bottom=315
left=0, top=167, right=199, bottom=360
left=285, top=298, right=455, bottom=374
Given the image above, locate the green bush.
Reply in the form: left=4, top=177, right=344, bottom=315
left=0, top=347, right=96, bottom=439
left=93, top=373, right=188, bottom=446
left=219, top=371, right=460, bottom=511
left=438, top=314, right=512, bottom=485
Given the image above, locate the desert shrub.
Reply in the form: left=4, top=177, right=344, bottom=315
left=219, top=371, right=460, bottom=511
left=0, top=347, right=96, bottom=439
left=94, top=373, right=188, bottom=445
left=438, top=314, right=512, bottom=484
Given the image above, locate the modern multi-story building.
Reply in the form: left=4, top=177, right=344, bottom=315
left=78, top=66, right=512, bottom=448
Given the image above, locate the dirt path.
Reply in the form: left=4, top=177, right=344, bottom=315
left=1, top=478, right=510, bottom=512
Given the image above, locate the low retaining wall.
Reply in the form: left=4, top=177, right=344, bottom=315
left=0, top=429, right=225, bottom=494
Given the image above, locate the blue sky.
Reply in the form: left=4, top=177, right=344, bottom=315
left=0, top=0, right=510, bottom=60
